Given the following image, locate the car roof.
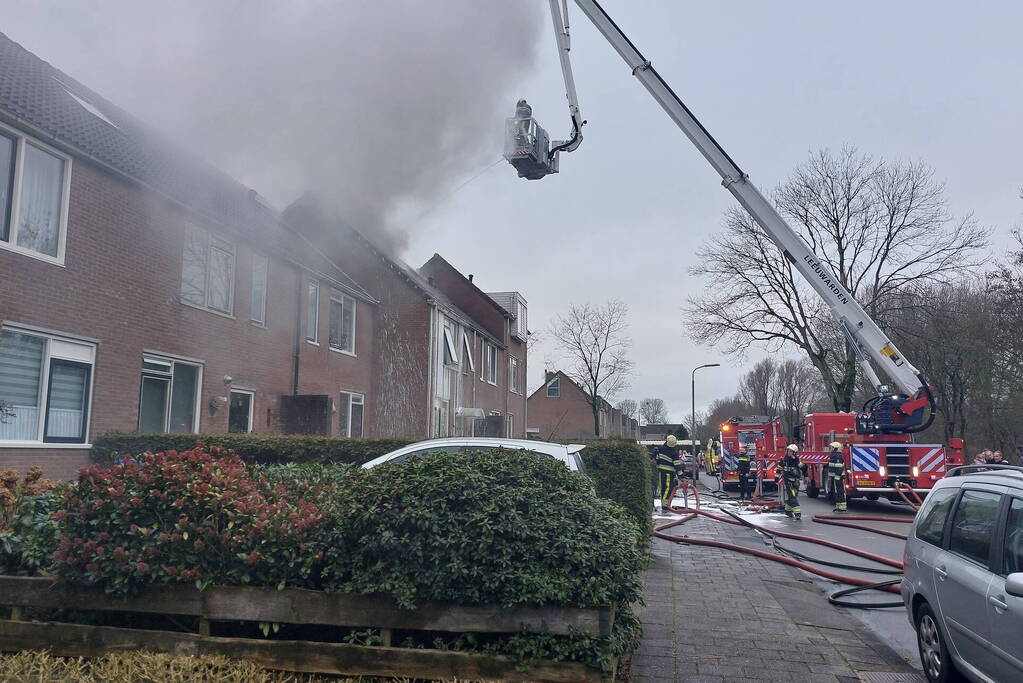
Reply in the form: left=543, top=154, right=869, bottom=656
left=938, top=465, right=1023, bottom=490
left=387, top=437, right=584, bottom=452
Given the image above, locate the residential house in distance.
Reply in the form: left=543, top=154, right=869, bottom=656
left=0, top=32, right=382, bottom=478
left=526, top=370, right=637, bottom=441
left=281, top=200, right=530, bottom=439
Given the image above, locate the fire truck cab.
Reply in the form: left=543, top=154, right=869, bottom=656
left=718, top=416, right=784, bottom=490
left=795, top=412, right=964, bottom=502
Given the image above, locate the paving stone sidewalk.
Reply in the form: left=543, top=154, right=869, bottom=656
left=632, top=512, right=923, bottom=682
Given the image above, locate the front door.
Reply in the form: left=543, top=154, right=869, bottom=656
left=934, top=488, right=1002, bottom=674
left=987, top=496, right=1023, bottom=681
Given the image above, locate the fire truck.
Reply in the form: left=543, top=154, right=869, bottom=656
left=717, top=416, right=782, bottom=490
left=795, top=412, right=963, bottom=502
left=506, top=0, right=959, bottom=498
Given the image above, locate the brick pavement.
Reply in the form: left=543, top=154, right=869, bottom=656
left=633, top=512, right=922, bottom=682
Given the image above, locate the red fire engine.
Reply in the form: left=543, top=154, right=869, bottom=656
left=717, top=416, right=782, bottom=490
left=794, top=413, right=963, bottom=502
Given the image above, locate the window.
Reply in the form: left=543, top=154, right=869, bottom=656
left=137, top=355, right=201, bottom=433
left=338, top=391, right=364, bottom=438
left=948, top=489, right=1002, bottom=566
left=1004, top=498, right=1023, bottom=575
left=506, top=414, right=514, bottom=438
left=547, top=377, right=560, bottom=398
left=512, top=299, right=528, bottom=341
left=461, top=332, right=475, bottom=374
left=180, top=224, right=235, bottom=314
left=250, top=254, right=268, bottom=325
left=509, top=357, right=521, bottom=394
left=433, top=399, right=449, bottom=437
left=442, top=322, right=458, bottom=367
left=0, top=127, right=71, bottom=263
left=329, top=292, right=356, bottom=354
left=0, top=328, right=94, bottom=444
left=915, top=487, right=958, bottom=546
left=228, top=390, right=254, bottom=433
left=306, top=280, right=319, bottom=342
left=482, top=342, right=498, bottom=385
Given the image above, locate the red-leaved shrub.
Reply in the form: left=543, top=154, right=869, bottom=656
left=52, top=448, right=333, bottom=594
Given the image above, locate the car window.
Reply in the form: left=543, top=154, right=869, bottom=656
left=1003, top=497, right=1023, bottom=575
left=948, top=489, right=1002, bottom=566
left=387, top=445, right=468, bottom=464
left=915, top=487, right=958, bottom=546
left=572, top=453, right=586, bottom=472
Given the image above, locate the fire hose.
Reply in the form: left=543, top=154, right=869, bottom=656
left=655, top=481, right=910, bottom=608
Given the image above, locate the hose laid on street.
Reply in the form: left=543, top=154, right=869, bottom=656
left=827, top=579, right=905, bottom=609
left=811, top=514, right=911, bottom=540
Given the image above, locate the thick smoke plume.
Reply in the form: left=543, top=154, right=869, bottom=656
left=6, top=0, right=544, bottom=254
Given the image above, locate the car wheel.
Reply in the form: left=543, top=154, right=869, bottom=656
left=916, top=603, right=963, bottom=682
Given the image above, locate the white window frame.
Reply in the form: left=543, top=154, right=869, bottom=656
left=306, top=280, right=320, bottom=344
left=339, top=390, right=365, bottom=437
left=508, top=357, right=521, bottom=394
left=482, top=342, right=498, bottom=385
left=0, top=122, right=72, bottom=267
left=137, top=353, right=203, bottom=434
left=250, top=253, right=268, bottom=326
left=461, top=332, right=475, bottom=374
left=328, top=291, right=357, bottom=355
left=228, top=389, right=255, bottom=434
left=0, top=325, right=95, bottom=446
left=547, top=377, right=560, bottom=398
left=180, top=223, right=236, bottom=316
left=442, top=323, right=458, bottom=367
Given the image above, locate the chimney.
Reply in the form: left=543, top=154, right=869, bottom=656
left=468, top=274, right=474, bottom=283
left=545, top=370, right=556, bottom=382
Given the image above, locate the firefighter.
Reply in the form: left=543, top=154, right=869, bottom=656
left=736, top=446, right=753, bottom=501
left=827, top=441, right=848, bottom=512
left=781, top=444, right=802, bottom=519
left=655, top=435, right=679, bottom=510
left=704, top=437, right=719, bottom=475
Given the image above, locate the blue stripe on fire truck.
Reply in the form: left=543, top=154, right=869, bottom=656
left=852, top=447, right=880, bottom=472
left=721, top=448, right=737, bottom=470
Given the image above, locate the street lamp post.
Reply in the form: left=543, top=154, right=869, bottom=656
left=691, top=363, right=721, bottom=463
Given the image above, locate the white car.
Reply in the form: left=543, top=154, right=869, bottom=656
left=361, top=438, right=587, bottom=473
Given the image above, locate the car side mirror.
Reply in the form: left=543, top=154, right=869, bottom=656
left=1006, top=573, right=1023, bottom=598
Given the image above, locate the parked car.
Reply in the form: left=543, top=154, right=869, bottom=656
left=361, top=438, right=587, bottom=473
left=902, top=464, right=1023, bottom=682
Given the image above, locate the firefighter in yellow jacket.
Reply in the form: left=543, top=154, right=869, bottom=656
left=655, top=435, right=679, bottom=510
left=781, top=444, right=803, bottom=520
left=827, top=441, right=848, bottom=512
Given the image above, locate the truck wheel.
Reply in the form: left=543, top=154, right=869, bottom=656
left=806, top=481, right=819, bottom=498
left=866, top=493, right=880, bottom=502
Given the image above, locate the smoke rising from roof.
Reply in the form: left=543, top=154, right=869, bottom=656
left=5, top=0, right=544, bottom=255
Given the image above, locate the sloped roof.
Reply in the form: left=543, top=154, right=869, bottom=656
left=0, top=31, right=373, bottom=303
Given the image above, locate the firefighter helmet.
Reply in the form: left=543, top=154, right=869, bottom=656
left=786, top=444, right=799, bottom=452
left=665, top=435, right=678, bottom=447
left=829, top=441, right=843, bottom=449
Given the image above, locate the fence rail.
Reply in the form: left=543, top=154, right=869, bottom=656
left=0, top=577, right=612, bottom=682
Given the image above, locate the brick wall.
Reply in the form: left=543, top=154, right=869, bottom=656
left=526, top=372, right=600, bottom=441
left=1, top=151, right=378, bottom=478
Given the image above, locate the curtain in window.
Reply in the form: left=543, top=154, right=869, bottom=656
left=341, top=298, right=354, bottom=352
left=45, top=361, right=88, bottom=439
left=250, top=255, right=267, bottom=323
left=329, top=300, right=342, bottom=349
left=138, top=376, right=169, bottom=433
left=306, top=282, right=319, bottom=340
left=0, top=133, right=14, bottom=241
left=16, top=144, right=64, bottom=257
left=168, top=363, right=198, bottom=433
left=0, top=331, right=45, bottom=440
left=180, top=225, right=208, bottom=305
left=350, top=398, right=364, bottom=438
left=338, top=393, right=351, bottom=437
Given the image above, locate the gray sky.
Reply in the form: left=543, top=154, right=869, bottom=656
left=5, top=1, right=1021, bottom=422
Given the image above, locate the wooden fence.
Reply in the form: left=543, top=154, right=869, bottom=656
left=0, top=576, right=614, bottom=682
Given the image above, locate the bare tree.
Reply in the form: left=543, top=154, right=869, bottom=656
left=738, top=359, right=777, bottom=416
left=550, top=300, right=634, bottom=437
left=685, top=147, right=987, bottom=411
left=639, top=398, right=669, bottom=425
left=774, top=358, right=828, bottom=439
left=616, top=399, right=638, bottom=421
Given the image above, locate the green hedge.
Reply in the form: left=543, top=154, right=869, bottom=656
left=91, top=432, right=412, bottom=467
left=578, top=440, right=653, bottom=539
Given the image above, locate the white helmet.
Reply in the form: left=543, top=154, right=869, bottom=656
left=829, top=441, right=843, bottom=450
left=665, top=435, right=678, bottom=447
left=786, top=444, right=799, bottom=452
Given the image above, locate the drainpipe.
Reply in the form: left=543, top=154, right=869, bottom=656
left=427, top=305, right=437, bottom=437
left=292, top=270, right=303, bottom=395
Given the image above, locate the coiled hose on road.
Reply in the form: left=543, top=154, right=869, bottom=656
left=654, top=480, right=914, bottom=608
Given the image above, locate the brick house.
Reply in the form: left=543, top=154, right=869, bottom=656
left=0, top=33, right=384, bottom=477
left=282, top=199, right=529, bottom=439
left=526, top=370, right=637, bottom=441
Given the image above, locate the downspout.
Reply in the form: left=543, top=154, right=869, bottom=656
left=292, top=270, right=303, bottom=395
left=427, top=304, right=437, bottom=437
